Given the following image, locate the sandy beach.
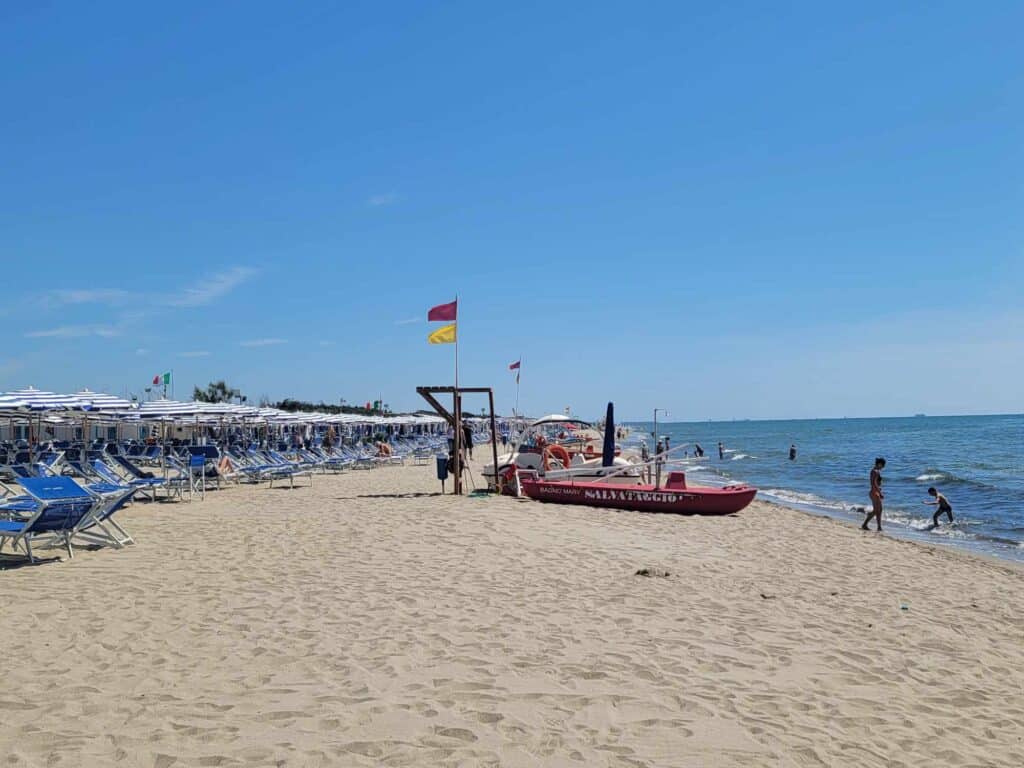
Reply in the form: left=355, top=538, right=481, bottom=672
left=3, top=460, right=1023, bottom=767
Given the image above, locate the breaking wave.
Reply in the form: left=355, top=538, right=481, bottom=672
left=915, top=469, right=962, bottom=483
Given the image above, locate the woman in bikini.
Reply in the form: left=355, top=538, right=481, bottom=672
left=862, top=457, right=886, bottom=531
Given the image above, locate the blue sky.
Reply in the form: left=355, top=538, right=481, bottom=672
left=1, top=1, right=1021, bottom=420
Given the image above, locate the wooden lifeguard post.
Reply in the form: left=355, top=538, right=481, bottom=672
left=416, top=386, right=501, bottom=495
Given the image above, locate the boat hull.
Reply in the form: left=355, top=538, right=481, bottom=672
left=519, top=478, right=757, bottom=515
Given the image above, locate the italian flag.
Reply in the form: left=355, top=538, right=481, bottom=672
left=152, top=372, right=171, bottom=386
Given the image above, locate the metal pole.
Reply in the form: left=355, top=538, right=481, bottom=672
left=513, top=355, right=521, bottom=418
left=488, top=389, right=500, bottom=494
left=653, top=408, right=667, bottom=488
left=452, top=296, right=461, bottom=494
left=453, top=392, right=462, bottom=495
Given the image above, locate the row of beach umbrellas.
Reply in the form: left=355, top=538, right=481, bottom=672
left=0, top=386, right=449, bottom=427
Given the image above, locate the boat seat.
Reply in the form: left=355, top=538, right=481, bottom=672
left=664, top=471, right=687, bottom=490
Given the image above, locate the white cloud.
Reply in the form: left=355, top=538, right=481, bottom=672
left=46, top=288, right=131, bottom=306
left=394, top=317, right=420, bottom=326
left=368, top=192, right=399, bottom=207
left=178, top=350, right=211, bottom=358
left=25, top=325, right=122, bottom=338
left=165, top=266, right=257, bottom=307
left=240, top=338, right=287, bottom=347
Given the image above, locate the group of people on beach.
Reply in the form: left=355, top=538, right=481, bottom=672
left=645, top=437, right=955, bottom=534
left=860, top=457, right=953, bottom=532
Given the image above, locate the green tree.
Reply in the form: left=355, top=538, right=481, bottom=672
left=193, top=380, right=242, bottom=403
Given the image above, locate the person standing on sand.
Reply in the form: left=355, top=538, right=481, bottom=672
left=924, top=487, right=954, bottom=528
left=862, top=457, right=886, bottom=531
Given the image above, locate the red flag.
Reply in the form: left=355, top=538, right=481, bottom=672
left=152, top=375, right=160, bottom=385
left=508, top=360, right=521, bottom=370
left=427, top=299, right=457, bottom=322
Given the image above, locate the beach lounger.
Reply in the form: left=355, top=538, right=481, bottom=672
left=0, top=477, right=96, bottom=563
left=263, top=450, right=313, bottom=488
left=70, top=483, right=136, bottom=550
left=92, top=459, right=165, bottom=502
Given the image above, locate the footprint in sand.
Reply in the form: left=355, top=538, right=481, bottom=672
left=435, top=727, right=478, bottom=742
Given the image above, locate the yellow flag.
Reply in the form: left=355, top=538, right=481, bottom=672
left=427, top=323, right=457, bottom=344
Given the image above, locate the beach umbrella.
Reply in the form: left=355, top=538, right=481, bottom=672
left=75, top=389, right=135, bottom=413
left=2, top=387, right=91, bottom=412
left=138, top=398, right=203, bottom=419
left=0, top=394, right=30, bottom=414
left=601, top=402, right=615, bottom=467
left=0, top=387, right=91, bottom=443
left=74, top=389, right=139, bottom=442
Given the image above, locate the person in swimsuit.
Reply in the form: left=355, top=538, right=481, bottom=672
left=862, top=457, right=886, bottom=531
left=718, top=442, right=725, bottom=460
left=789, top=444, right=797, bottom=461
left=924, top=487, right=953, bottom=527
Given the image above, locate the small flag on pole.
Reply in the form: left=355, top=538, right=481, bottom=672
left=427, top=300, right=457, bottom=322
left=152, top=372, right=170, bottom=386
left=427, top=323, right=457, bottom=344
left=508, top=360, right=520, bottom=370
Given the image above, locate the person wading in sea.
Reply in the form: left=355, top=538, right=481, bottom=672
left=861, top=457, right=886, bottom=531
left=924, top=487, right=953, bottom=528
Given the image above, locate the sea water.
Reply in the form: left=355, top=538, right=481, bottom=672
left=625, top=415, right=1024, bottom=562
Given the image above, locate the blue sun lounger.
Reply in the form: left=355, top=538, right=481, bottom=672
left=92, top=458, right=165, bottom=501
left=0, top=477, right=96, bottom=563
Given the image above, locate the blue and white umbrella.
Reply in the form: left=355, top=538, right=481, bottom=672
left=138, top=398, right=203, bottom=420
left=0, top=394, right=30, bottom=415
left=75, top=389, right=136, bottom=414
left=1, top=386, right=91, bottom=411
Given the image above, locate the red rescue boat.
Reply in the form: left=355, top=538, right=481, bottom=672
left=517, top=470, right=757, bottom=515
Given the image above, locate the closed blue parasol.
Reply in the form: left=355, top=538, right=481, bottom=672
left=601, top=402, right=615, bottom=467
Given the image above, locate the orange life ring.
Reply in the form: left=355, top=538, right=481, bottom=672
left=543, top=444, right=571, bottom=471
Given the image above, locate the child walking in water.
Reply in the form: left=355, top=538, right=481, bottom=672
left=861, top=457, right=886, bottom=531
left=924, top=487, right=953, bottom=528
